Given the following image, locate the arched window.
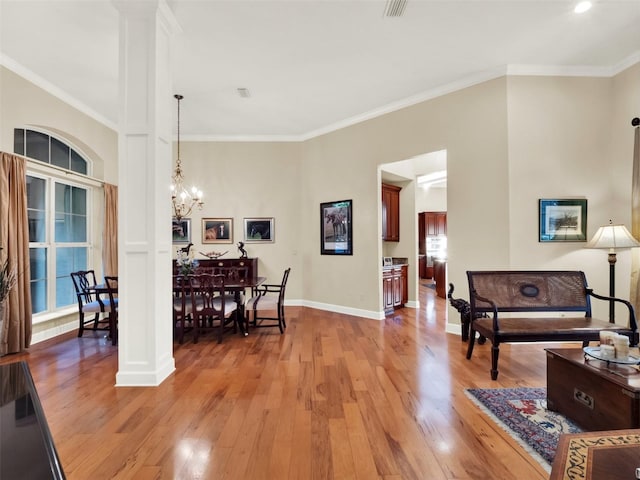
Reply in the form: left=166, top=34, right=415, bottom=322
left=14, top=128, right=94, bottom=317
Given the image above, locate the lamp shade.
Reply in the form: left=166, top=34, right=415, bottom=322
left=584, top=223, right=640, bottom=250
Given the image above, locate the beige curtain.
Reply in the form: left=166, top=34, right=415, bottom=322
left=0, top=152, right=32, bottom=355
left=630, top=126, right=640, bottom=315
left=102, top=183, right=118, bottom=277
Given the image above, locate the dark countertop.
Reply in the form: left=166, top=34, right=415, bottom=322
left=0, top=361, right=65, bottom=479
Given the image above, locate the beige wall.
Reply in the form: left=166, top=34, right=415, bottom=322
left=176, top=141, right=303, bottom=300
left=506, top=71, right=639, bottom=320
left=2, top=61, right=639, bottom=338
left=301, top=78, right=510, bottom=316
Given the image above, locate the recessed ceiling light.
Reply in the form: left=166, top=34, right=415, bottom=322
left=574, top=1, right=592, bottom=14
left=237, top=88, right=251, bottom=98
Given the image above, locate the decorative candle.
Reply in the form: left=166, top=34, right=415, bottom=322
left=599, top=331, right=616, bottom=346
left=614, top=334, right=630, bottom=359
left=600, top=344, right=615, bottom=360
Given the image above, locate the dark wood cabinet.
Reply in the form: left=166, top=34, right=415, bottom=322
left=434, top=259, right=446, bottom=299
left=424, top=211, right=446, bottom=237
left=174, top=257, right=259, bottom=279
left=383, top=269, right=394, bottom=311
left=382, top=183, right=401, bottom=242
left=383, top=265, right=408, bottom=313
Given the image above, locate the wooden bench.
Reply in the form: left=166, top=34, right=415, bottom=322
left=466, top=270, right=638, bottom=380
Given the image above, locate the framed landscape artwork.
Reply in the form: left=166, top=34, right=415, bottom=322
left=172, top=218, right=191, bottom=244
left=539, top=198, right=587, bottom=242
left=244, top=217, right=275, bottom=243
left=202, top=218, right=233, bottom=244
left=320, top=199, right=352, bottom=255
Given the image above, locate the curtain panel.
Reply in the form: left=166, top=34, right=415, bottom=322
left=103, top=183, right=118, bottom=277
left=0, top=152, right=32, bottom=354
left=630, top=127, right=640, bottom=316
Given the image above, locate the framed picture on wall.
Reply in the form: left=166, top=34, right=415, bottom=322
left=539, top=198, right=587, bottom=242
left=172, top=218, right=191, bottom=244
left=244, top=217, right=275, bottom=243
left=202, top=218, right=233, bottom=244
left=320, top=199, right=352, bottom=255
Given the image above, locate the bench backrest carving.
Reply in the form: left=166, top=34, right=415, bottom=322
left=467, top=270, right=591, bottom=315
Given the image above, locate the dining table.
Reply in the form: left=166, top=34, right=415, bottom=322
left=174, top=275, right=266, bottom=337
left=90, top=274, right=265, bottom=340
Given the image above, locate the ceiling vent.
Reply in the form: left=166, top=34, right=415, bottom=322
left=383, top=0, right=407, bottom=17
left=237, top=88, right=251, bottom=98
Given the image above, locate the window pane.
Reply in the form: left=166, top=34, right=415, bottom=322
left=30, top=248, right=47, bottom=314
left=71, top=187, right=87, bottom=215
left=70, top=150, right=87, bottom=175
left=25, top=131, right=49, bottom=164
left=27, top=176, right=46, bottom=210
left=31, top=281, right=47, bottom=314
left=28, top=210, right=46, bottom=243
left=56, top=247, right=86, bottom=308
left=14, top=129, right=25, bottom=155
left=55, top=183, right=71, bottom=214
left=71, top=215, right=87, bottom=242
left=55, top=213, right=73, bottom=242
left=50, top=137, right=70, bottom=169
left=27, top=176, right=47, bottom=243
left=55, top=184, right=87, bottom=242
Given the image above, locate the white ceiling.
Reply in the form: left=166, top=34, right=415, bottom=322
left=1, top=0, right=639, bottom=140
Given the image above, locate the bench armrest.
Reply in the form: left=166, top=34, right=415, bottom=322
left=470, top=291, right=500, bottom=331
left=586, top=288, right=638, bottom=338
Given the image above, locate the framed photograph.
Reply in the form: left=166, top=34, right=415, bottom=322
left=320, top=199, right=352, bottom=255
left=172, top=218, right=191, bottom=244
left=202, top=218, right=233, bottom=244
left=539, top=199, right=587, bottom=242
left=244, top=217, right=275, bottom=243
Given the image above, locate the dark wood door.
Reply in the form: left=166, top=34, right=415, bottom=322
left=383, top=271, right=394, bottom=310
left=382, top=183, right=401, bottom=241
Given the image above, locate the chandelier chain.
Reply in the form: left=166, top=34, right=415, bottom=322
left=171, top=94, right=203, bottom=221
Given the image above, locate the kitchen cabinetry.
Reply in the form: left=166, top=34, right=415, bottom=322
left=421, top=211, right=447, bottom=279
left=425, top=211, right=447, bottom=236
left=434, top=259, right=446, bottom=299
left=383, top=264, right=408, bottom=313
left=381, top=183, right=401, bottom=242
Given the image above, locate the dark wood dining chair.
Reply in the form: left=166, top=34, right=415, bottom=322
left=70, top=270, right=113, bottom=337
left=191, top=273, right=238, bottom=344
left=173, top=274, right=194, bottom=344
left=246, top=267, right=291, bottom=334
left=104, top=276, right=118, bottom=346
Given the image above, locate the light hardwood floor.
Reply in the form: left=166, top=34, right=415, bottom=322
left=2, top=283, right=570, bottom=479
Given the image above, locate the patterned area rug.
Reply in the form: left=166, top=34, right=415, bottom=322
left=466, top=387, right=582, bottom=472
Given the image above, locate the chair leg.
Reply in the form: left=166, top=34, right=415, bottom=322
left=92, top=312, right=101, bottom=330
left=466, top=327, right=476, bottom=360
left=78, top=312, right=85, bottom=337
left=490, top=342, right=500, bottom=380
left=109, top=313, right=118, bottom=346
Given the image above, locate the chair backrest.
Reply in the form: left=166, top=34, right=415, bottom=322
left=192, top=273, right=227, bottom=318
left=103, top=276, right=118, bottom=308
left=173, top=274, right=193, bottom=316
left=70, top=270, right=98, bottom=305
left=212, top=266, right=249, bottom=283
left=277, top=268, right=291, bottom=304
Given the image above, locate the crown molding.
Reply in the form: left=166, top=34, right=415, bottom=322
left=3, top=50, right=639, bottom=143
left=0, top=54, right=118, bottom=132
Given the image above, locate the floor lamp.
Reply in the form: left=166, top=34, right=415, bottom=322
left=585, top=221, right=640, bottom=322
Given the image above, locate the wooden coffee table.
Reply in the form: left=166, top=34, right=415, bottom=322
left=546, top=348, right=640, bottom=431
left=550, top=429, right=640, bottom=480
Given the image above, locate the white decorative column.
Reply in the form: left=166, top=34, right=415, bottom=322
left=114, top=0, right=178, bottom=386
